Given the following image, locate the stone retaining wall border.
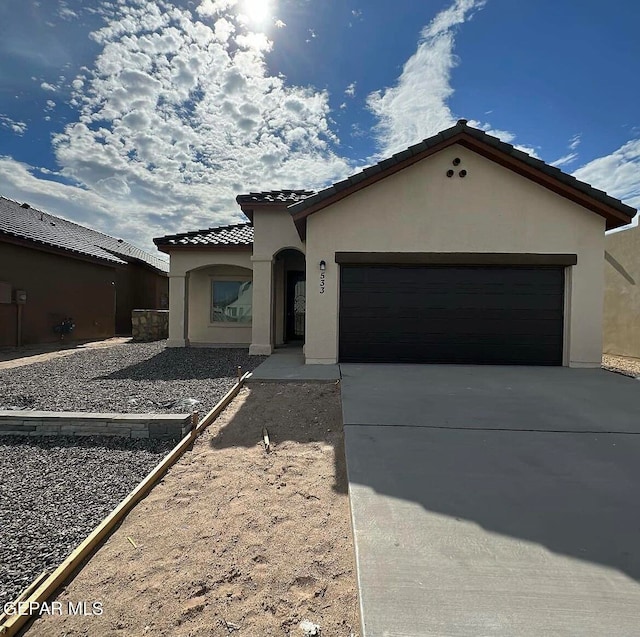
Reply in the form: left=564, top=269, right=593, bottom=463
left=0, top=411, right=192, bottom=440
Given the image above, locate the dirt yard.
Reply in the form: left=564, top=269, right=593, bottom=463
left=26, top=383, right=359, bottom=637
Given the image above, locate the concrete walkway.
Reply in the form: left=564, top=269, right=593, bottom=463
left=341, top=365, right=640, bottom=636
left=246, top=347, right=340, bottom=382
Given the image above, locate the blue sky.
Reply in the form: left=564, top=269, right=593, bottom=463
left=0, top=0, right=639, bottom=254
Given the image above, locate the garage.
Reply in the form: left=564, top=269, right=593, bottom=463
left=339, top=263, right=566, bottom=365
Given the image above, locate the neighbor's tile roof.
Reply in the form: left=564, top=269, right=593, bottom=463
left=0, top=197, right=169, bottom=273
left=153, top=222, right=254, bottom=248
left=235, top=190, right=315, bottom=206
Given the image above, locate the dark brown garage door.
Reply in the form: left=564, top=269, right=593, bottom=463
left=339, top=265, right=564, bottom=365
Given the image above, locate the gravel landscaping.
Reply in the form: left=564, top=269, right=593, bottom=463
left=0, top=435, right=175, bottom=605
left=0, top=342, right=266, bottom=606
left=0, top=341, right=265, bottom=416
left=602, top=354, right=640, bottom=378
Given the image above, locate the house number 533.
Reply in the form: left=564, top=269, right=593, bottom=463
left=319, top=271, right=326, bottom=294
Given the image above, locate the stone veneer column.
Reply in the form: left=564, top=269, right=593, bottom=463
left=249, top=257, right=273, bottom=355
left=167, top=275, right=187, bottom=347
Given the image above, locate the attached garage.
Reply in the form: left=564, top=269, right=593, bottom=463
left=339, top=259, right=568, bottom=365
left=296, top=121, right=636, bottom=368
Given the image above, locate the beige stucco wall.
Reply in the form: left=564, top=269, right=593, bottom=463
left=604, top=226, right=640, bottom=357
left=188, top=264, right=253, bottom=346
left=166, top=251, right=252, bottom=347
left=249, top=208, right=306, bottom=354
left=252, top=208, right=305, bottom=259
left=305, top=143, right=606, bottom=366
left=168, top=250, right=252, bottom=277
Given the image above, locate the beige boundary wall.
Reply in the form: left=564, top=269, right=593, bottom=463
left=0, top=411, right=192, bottom=440
left=305, top=143, right=606, bottom=367
left=604, top=226, right=640, bottom=357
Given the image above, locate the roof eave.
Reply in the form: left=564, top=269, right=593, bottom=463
left=155, top=243, right=253, bottom=253
left=290, top=129, right=636, bottom=237
left=0, top=232, right=128, bottom=267
left=455, top=136, right=635, bottom=230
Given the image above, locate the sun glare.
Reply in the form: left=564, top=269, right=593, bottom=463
left=241, top=0, right=272, bottom=25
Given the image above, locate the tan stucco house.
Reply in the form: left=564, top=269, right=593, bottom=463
left=154, top=120, right=635, bottom=367
left=604, top=226, right=640, bottom=358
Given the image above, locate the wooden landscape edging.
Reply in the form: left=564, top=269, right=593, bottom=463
left=0, top=372, right=250, bottom=637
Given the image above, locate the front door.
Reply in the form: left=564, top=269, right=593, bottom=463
left=286, top=271, right=306, bottom=341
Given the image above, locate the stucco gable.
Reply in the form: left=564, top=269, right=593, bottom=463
left=289, top=120, right=636, bottom=239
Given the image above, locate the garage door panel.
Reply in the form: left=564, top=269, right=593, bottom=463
left=341, top=294, right=563, bottom=312
left=341, top=331, right=563, bottom=346
left=341, top=342, right=561, bottom=365
left=340, top=317, right=563, bottom=337
left=342, top=266, right=561, bottom=285
left=341, top=309, right=563, bottom=322
left=339, top=265, right=564, bottom=365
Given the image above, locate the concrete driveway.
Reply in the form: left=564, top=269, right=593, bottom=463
left=340, top=365, right=640, bottom=636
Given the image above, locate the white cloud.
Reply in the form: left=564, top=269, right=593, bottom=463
left=0, top=0, right=353, bottom=251
left=569, top=133, right=582, bottom=151
left=58, top=2, right=79, bottom=21
left=348, top=9, right=363, bottom=28
left=0, top=115, right=27, bottom=135
left=196, top=0, right=238, bottom=17
left=573, top=139, right=640, bottom=222
left=345, top=82, right=356, bottom=98
left=274, top=19, right=286, bottom=28
left=466, top=121, right=539, bottom=158
left=550, top=133, right=582, bottom=168
left=365, top=0, right=542, bottom=161
left=214, top=17, right=235, bottom=42
left=550, top=152, right=578, bottom=168
left=349, top=9, right=363, bottom=27
left=4, top=0, right=616, bottom=254
left=0, top=155, right=165, bottom=260
left=40, top=81, right=57, bottom=92
left=367, top=0, right=487, bottom=155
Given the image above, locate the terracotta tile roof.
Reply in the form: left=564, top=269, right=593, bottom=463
left=235, top=190, right=315, bottom=206
left=153, top=222, right=254, bottom=249
left=289, top=120, right=637, bottom=236
left=0, top=197, right=169, bottom=273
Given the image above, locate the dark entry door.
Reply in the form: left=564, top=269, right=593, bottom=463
left=286, top=271, right=306, bottom=341
left=339, top=265, right=564, bottom=365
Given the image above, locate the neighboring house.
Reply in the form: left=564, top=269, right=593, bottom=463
left=0, top=197, right=169, bottom=347
left=604, top=226, right=640, bottom=357
left=154, top=120, right=636, bottom=367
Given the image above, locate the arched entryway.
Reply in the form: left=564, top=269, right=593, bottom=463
left=273, top=248, right=306, bottom=347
